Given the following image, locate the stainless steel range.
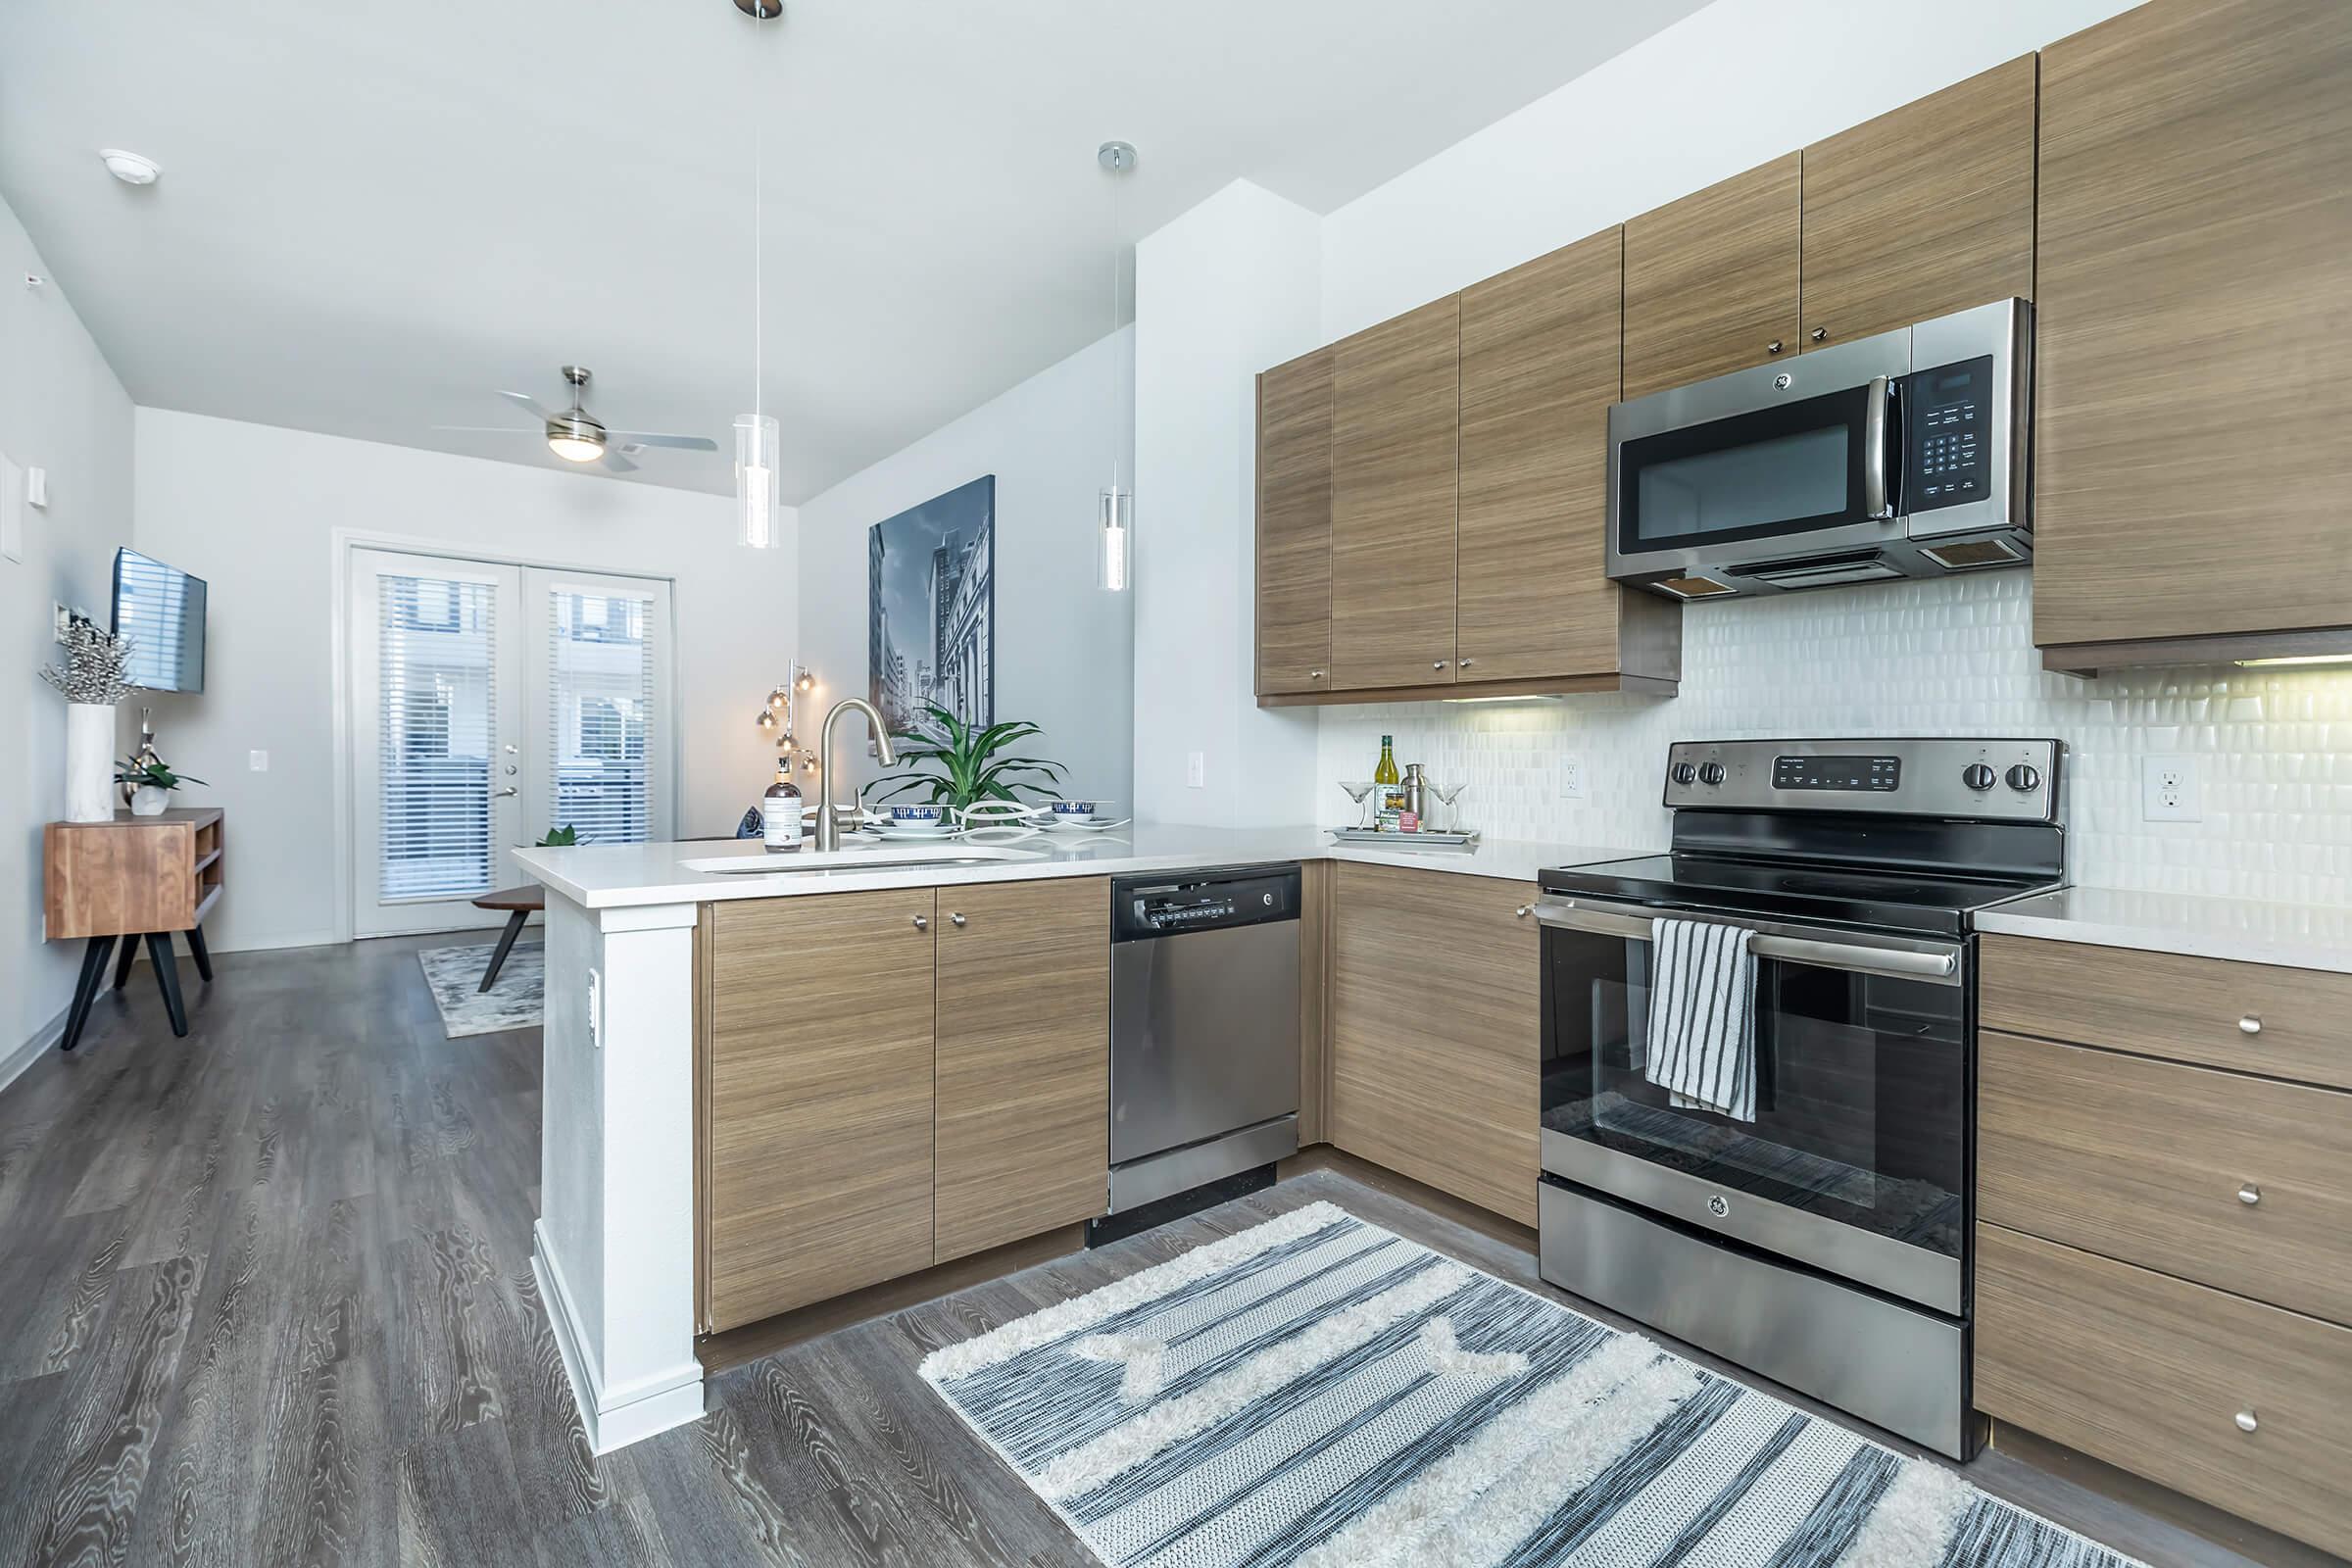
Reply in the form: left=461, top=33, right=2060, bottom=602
left=1535, top=737, right=2066, bottom=1459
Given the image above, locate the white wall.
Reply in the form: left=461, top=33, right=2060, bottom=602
left=1, top=198, right=136, bottom=1063
left=131, top=410, right=799, bottom=953
left=1133, top=181, right=1324, bottom=828
left=795, top=328, right=1134, bottom=812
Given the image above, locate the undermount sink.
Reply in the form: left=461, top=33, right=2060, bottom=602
left=679, top=845, right=1047, bottom=875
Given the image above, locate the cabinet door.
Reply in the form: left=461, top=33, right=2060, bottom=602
left=1331, top=297, right=1460, bottom=691
left=1256, top=349, right=1334, bottom=696
left=1623, top=155, right=1801, bottom=401
left=934, top=878, right=1109, bottom=1262
left=1329, top=864, right=1540, bottom=1224
left=1799, top=54, right=2037, bottom=351
left=1458, top=229, right=1633, bottom=683
left=702, top=891, right=937, bottom=1332
left=2034, top=0, right=2352, bottom=651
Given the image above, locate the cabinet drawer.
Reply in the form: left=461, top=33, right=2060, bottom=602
left=1975, top=1224, right=2352, bottom=1558
left=1979, top=1031, right=2352, bottom=1325
left=1981, top=935, right=2352, bottom=1090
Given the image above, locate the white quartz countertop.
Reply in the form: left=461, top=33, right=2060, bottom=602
left=512, top=823, right=1651, bottom=910
left=1976, top=885, right=2352, bottom=975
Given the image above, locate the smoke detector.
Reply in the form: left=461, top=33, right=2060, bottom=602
left=99, top=149, right=161, bottom=186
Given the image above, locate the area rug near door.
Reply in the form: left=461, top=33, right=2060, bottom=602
left=919, top=1202, right=2143, bottom=1568
left=416, top=942, right=544, bottom=1038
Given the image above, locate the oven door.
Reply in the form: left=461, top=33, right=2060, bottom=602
left=1607, top=330, right=1910, bottom=591
left=1536, top=894, right=1967, bottom=1316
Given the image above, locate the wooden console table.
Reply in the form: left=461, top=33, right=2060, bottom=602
left=44, top=808, right=223, bottom=1050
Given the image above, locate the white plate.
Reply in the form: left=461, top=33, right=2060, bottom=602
left=867, top=825, right=964, bottom=842
left=1043, top=815, right=1132, bottom=832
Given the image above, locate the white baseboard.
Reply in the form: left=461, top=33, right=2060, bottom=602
left=0, top=1004, right=68, bottom=1098
left=533, top=1220, right=704, bottom=1455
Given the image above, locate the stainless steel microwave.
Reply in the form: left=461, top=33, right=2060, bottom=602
left=1606, top=299, right=2031, bottom=599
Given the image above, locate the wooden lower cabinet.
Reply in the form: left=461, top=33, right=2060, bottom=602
left=700, top=890, right=939, bottom=1333
left=1328, top=863, right=1540, bottom=1225
left=1977, top=1224, right=2352, bottom=1559
left=933, top=878, right=1111, bottom=1263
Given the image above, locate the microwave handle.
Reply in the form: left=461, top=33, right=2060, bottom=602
left=1863, top=373, right=1894, bottom=520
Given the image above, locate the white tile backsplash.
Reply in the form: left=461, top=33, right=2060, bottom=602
left=1315, top=571, right=2352, bottom=907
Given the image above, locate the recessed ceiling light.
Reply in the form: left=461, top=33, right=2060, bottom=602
left=99, top=149, right=161, bottom=186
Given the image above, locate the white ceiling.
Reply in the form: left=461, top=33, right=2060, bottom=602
left=0, top=0, right=1706, bottom=502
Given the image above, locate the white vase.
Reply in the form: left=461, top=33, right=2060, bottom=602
left=130, top=784, right=171, bottom=817
left=65, top=704, right=117, bottom=823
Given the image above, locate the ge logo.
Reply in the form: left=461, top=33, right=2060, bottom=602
left=1772, top=373, right=1793, bottom=392
left=1707, top=1195, right=1731, bottom=1218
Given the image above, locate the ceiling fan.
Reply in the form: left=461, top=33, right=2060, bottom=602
left=433, top=366, right=718, bottom=473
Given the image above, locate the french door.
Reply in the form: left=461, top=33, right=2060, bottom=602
left=349, top=549, right=674, bottom=938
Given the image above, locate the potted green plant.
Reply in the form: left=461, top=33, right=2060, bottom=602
left=115, top=754, right=207, bottom=817
left=537, top=826, right=579, bottom=847
left=866, top=703, right=1065, bottom=819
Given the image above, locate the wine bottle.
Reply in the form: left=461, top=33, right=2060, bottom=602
left=1373, top=735, right=1400, bottom=786
left=762, top=760, right=805, bottom=852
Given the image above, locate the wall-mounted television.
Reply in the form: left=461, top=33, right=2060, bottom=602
left=112, top=548, right=208, bottom=693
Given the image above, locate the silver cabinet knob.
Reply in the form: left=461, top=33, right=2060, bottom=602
left=2234, top=1409, right=2260, bottom=1433
left=2238, top=1184, right=2262, bottom=1205
left=2238, top=1014, right=2263, bottom=1035
left=1515, top=906, right=1533, bottom=918
left=1810, top=326, right=1828, bottom=342
left=1766, top=339, right=1785, bottom=355
left=1459, top=658, right=1475, bottom=668
left=1309, top=669, right=1325, bottom=680
left=950, top=911, right=967, bottom=927
left=1433, top=661, right=1448, bottom=670
left=912, top=914, right=929, bottom=931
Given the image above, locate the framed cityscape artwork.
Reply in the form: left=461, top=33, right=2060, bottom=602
left=867, top=473, right=995, bottom=734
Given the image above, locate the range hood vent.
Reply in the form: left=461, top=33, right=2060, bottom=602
left=1921, top=537, right=2028, bottom=571
left=1727, top=550, right=1905, bottom=591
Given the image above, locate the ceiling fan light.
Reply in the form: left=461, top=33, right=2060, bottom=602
left=548, top=433, right=604, bottom=463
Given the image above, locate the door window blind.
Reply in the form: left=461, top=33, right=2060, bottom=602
left=547, top=589, right=656, bottom=845
left=378, top=574, right=497, bottom=899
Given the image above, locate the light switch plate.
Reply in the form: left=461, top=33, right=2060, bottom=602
left=1186, top=751, right=1205, bottom=789
left=25, top=466, right=47, bottom=509
left=249, top=750, right=270, bottom=772
left=2142, top=755, right=2201, bottom=822
left=587, top=969, right=603, bottom=1049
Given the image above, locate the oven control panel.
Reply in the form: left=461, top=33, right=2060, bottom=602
left=1903, top=356, right=1993, bottom=512
left=1665, top=738, right=2062, bottom=822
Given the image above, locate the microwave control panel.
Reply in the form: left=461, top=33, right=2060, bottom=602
left=1904, top=355, right=1993, bottom=512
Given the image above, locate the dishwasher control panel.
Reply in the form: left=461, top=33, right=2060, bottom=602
left=1113, top=864, right=1300, bottom=941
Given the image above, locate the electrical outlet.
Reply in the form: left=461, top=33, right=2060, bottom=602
left=587, top=968, right=603, bottom=1050
left=53, top=602, right=74, bottom=643
left=1558, top=755, right=1589, bottom=802
left=2142, top=755, right=2202, bottom=822
left=1186, top=751, right=1205, bottom=790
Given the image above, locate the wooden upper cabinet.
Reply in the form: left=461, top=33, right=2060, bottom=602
left=1255, top=349, right=1334, bottom=696
left=1329, top=864, right=1542, bottom=1225
left=1799, top=54, right=2037, bottom=350
left=701, top=890, right=938, bottom=1333
left=1622, top=155, right=1801, bottom=400
left=1458, top=229, right=1674, bottom=685
left=1330, top=297, right=1460, bottom=690
left=933, top=878, right=1110, bottom=1263
left=2034, top=0, right=2352, bottom=659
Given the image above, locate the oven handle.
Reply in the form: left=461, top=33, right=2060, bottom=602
left=1534, top=895, right=1961, bottom=985
left=1863, top=373, right=1894, bottom=520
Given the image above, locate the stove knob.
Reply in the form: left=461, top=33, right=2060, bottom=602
left=1962, top=763, right=1999, bottom=792
left=1698, top=762, right=1728, bottom=786
left=2006, top=763, right=2042, bottom=792
left=1671, top=762, right=1698, bottom=786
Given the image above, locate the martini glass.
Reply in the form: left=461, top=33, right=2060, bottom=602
left=1339, top=780, right=1377, bottom=830
left=1428, top=781, right=1468, bottom=833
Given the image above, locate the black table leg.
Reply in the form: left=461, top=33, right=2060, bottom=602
left=62, top=936, right=118, bottom=1051
left=185, top=923, right=214, bottom=983
left=146, top=932, right=188, bottom=1038
left=113, top=934, right=140, bottom=990
left=479, top=910, right=528, bottom=992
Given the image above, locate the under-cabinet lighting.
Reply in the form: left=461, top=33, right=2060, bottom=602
left=2234, top=654, right=2352, bottom=667
left=1442, top=695, right=1566, bottom=706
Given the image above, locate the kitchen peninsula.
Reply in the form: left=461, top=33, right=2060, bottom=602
left=510, top=824, right=1640, bottom=1454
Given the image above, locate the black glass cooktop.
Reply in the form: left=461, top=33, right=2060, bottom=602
left=1538, top=853, right=2060, bottom=937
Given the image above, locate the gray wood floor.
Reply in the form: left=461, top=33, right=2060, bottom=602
left=0, top=934, right=2316, bottom=1567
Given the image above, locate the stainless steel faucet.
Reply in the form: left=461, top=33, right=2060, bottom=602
left=814, top=698, right=896, bottom=852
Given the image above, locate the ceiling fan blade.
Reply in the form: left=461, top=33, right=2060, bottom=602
left=608, top=431, right=720, bottom=452
left=602, top=450, right=640, bottom=474
left=431, top=424, right=540, bottom=435
left=496, top=389, right=560, bottom=420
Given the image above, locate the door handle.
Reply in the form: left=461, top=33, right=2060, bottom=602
left=1863, top=373, right=1892, bottom=520
left=493, top=786, right=519, bottom=799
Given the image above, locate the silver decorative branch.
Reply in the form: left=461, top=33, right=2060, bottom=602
left=38, top=620, right=141, bottom=706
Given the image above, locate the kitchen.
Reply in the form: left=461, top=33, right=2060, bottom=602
left=511, top=8, right=2351, bottom=1565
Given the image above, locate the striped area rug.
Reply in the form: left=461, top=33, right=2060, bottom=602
left=919, top=1202, right=2145, bottom=1568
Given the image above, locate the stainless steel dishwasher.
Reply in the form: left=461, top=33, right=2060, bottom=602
left=1107, top=864, right=1301, bottom=1214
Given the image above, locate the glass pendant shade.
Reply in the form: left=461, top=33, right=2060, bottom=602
left=1098, top=487, right=1133, bottom=593
left=735, top=414, right=780, bottom=550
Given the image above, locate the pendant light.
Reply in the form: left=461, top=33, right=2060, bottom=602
left=1097, top=141, right=1137, bottom=592
left=735, top=0, right=782, bottom=549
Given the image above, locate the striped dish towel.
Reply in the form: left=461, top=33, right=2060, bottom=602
left=1643, top=917, right=1758, bottom=1121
